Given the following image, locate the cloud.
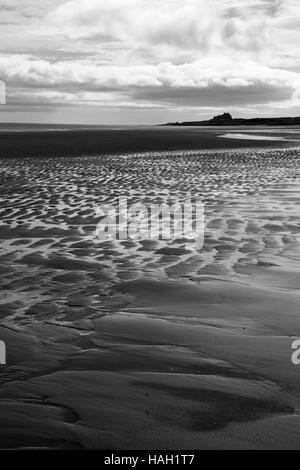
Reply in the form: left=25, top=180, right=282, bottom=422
left=1, top=54, right=299, bottom=109
left=0, top=55, right=162, bottom=89
left=0, top=54, right=297, bottom=90
left=0, top=0, right=62, bottom=23
left=48, top=0, right=268, bottom=54
left=0, top=0, right=300, bottom=121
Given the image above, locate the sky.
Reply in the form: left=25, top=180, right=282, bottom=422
left=0, top=0, right=300, bottom=124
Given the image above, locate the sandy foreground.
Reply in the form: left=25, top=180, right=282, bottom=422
left=0, top=145, right=300, bottom=449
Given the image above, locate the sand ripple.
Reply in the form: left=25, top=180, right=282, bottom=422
left=0, top=146, right=300, bottom=449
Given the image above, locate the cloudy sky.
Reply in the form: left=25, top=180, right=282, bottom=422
left=0, top=0, right=300, bottom=124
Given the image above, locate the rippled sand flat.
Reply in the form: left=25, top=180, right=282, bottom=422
left=0, top=145, right=300, bottom=449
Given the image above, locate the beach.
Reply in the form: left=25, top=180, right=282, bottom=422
left=0, top=127, right=300, bottom=449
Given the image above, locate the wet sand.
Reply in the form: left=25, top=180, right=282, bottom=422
left=0, top=125, right=297, bottom=159
left=0, top=135, right=300, bottom=449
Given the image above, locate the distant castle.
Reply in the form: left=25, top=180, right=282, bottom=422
left=211, top=112, right=232, bottom=122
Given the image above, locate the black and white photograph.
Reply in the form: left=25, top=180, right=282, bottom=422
left=0, top=0, right=300, bottom=454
